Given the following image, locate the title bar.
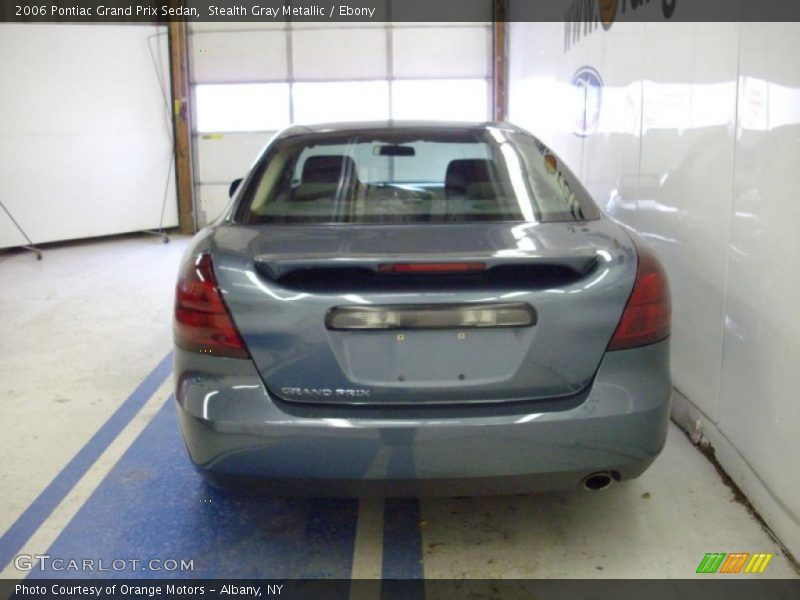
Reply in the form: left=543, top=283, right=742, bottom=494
left=4, top=0, right=800, bottom=23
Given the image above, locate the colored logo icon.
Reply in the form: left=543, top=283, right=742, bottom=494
left=696, top=552, right=773, bottom=574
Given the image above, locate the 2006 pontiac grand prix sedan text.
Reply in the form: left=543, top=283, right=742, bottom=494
left=173, top=121, right=671, bottom=495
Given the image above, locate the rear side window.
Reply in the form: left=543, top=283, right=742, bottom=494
left=236, top=128, right=599, bottom=225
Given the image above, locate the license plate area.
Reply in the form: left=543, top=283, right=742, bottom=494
left=333, top=328, right=529, bottom=386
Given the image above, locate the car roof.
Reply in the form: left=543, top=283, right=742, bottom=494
left=276, top=120, right=527, bottom=139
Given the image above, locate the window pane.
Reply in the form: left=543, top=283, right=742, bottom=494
left=238, top=127, right=600, bottom=225
left=195, top=83, right=290, bottom=132
left=391, top=79, right=489, bottom=121
left=292, top=81, right=390, bottom=124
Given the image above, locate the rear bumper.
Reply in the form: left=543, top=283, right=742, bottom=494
left=175, top=341, right=671, bottom=495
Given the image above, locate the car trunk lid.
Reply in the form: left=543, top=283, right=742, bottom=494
left=210, top=221, right=636, bottom=406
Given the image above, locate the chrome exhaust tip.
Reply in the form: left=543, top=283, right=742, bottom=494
left=582, top=471, right=614, bottom=491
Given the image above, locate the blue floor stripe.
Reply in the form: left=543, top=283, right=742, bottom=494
left=29, top=399, right=359, bottom=579
left=0, top=352, right=173, bottom=572
left=382, top=498, right=424, bottom=580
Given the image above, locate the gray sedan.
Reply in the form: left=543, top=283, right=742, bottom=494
left=174, top=121, right=671, bottom=495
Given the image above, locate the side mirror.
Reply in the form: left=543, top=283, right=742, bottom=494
left=229, top=178, right=243, bottom=198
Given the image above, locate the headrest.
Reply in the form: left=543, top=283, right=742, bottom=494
left=301, top=155, right=358, bottom=184
left=445, top=159, right=499, bottom=197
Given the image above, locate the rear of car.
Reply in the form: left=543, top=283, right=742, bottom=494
left=174, top=122, right=671, bottom=495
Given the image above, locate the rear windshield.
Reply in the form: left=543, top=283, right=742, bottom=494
left=235, top=127, right=600, bottom=225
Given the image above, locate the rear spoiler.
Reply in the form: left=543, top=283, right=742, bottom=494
left=254, top=251, right=602, bottom=280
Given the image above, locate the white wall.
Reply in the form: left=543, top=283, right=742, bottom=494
left=187, top=21, right=494, bottom=225
left=0, top=24, right=177, bottom=250
left=508, top=19, right=800, bottom=559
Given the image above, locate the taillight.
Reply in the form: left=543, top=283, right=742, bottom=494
left=607, top=243, right=671, bottom=351
left=174, top=253, right=249, bottom=359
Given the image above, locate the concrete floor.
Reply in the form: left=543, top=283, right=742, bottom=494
left=0, top=234, right=797, bottom=579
